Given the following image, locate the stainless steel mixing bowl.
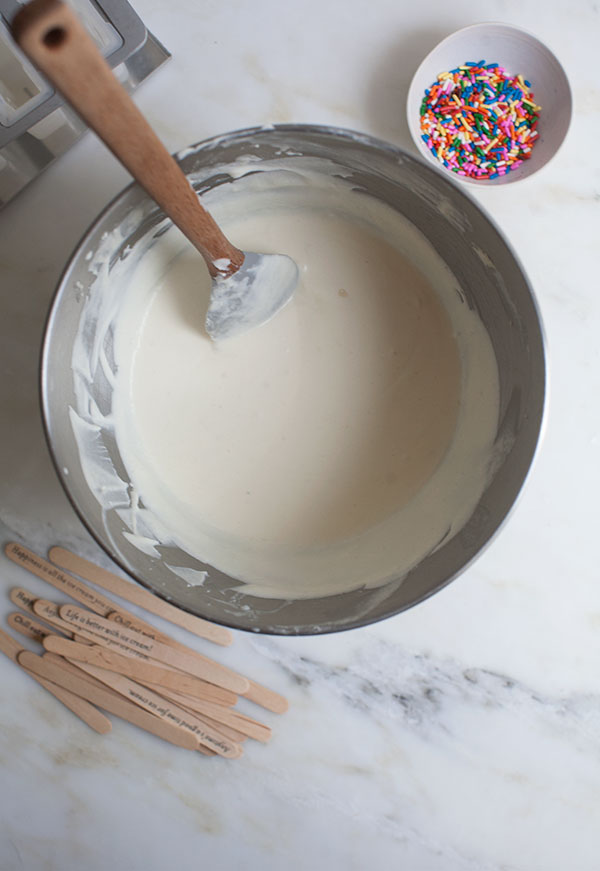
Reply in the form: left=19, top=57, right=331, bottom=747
left=41, top=124, right=545, bottom=634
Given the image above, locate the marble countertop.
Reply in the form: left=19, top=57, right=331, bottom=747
left=1, top=0, right=599, bottom=868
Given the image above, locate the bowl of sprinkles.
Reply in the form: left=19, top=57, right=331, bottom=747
left=407, top=23, right=572, bottom=185
left=420, top=61, right=541, bottom=180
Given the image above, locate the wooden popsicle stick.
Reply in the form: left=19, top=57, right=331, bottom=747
left=242, top=679, right=289, bottom=715
left=6, top=543, right=226, bottom=667
left=0, top=625, right=26, bottom=662
left=58, top=605, right=248, bottom=694
left=32, top=598, right=78, bottom=637
left=159, top=688, right=271, bottom=742
left=82, top=636, right=238, bottom=705
left=70, top=659, right=242, bottom=759
left=105, top=676, right=241, bottom=746
left=6, top=543, right=117, bottom=615
left=142, top=677, right=237, bottom=708
left=170, top=702, right=247, bottom=743
left=42, top=635, right=238, bottom=702
left=7, top=611, right=51, bottom=643
left=106, top=608, right=266, bottom=706
left=44, top=635, right=226, bottom=703
left=74, top=634, right=94, bottom=644
left=203, top=711, right=270, bottom=744
left=48, top=546, right=232, bottom=646
left=8, top=543, right=287, bottom=713
left=42, top=651, right=208, bottom=750
left=80, top=663, right=240, bottom=759
left=45, top=645, right=152, bottom=702
left=44, top=651, right=209, bottom=746
left=35, top=601, right=194, bottom=670
left=0, top=626, right=111, bottom=733
left=7, top=544, right=237, bottom=706
left=8, top=543, right=286, bottom=708
left=194, top=743, right=217, bottom=757
left=57, top=607, right=188, bottom=663
left=108, top=608, right=182, bottom=640
left=152, top=687, right=271, bottom=743
left=151, top=686, right=255, bottom=738
left=9, top=586, right=38, bottom=614
left=29, top=674, right=113, bottom=734
left=10, top=588, right=76, bottom=639
left=106, top=611, right=244, bottom=706
left=45, top=617, right=238, bottom=704
left=19, top=651, right=200, bottom=750
left=74, top=659, right=241, bottom=757
left=9, top=553, right=171, bottom=656
left=109, top=611, right=287, bottom=713
left=44, top=651, right=134, bottom=695
left=107, top=609, right=222, bottom=660
left=42, top=651, right=222, bottom=752
left=68, top=619, right=158, bottom=661
left=193, top=716, right=246, bottom=745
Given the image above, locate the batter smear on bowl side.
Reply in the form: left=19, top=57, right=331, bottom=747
left=73, top=164, right=500, bottom=598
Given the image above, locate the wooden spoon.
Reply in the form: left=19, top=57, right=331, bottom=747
left=11, top=0, right=298, bottom=340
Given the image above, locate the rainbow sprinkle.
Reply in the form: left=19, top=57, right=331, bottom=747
left=419, top=61, right=541, bottom=179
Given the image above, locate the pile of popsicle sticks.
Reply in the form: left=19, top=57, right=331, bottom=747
left=0, top=542, right=287, bottom=759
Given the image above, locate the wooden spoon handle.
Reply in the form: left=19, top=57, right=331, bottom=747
left=11, top=0, right=243, bottom=276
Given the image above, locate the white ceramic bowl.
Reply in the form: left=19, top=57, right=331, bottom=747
left=407, top=22, right=572, bottom=185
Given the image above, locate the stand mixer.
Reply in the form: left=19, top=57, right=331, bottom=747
left=0, top=0, right=169, bottom=207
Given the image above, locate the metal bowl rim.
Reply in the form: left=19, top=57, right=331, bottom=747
left=39, top=122, right=547, bottom=635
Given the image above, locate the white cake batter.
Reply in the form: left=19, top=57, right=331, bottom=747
left=73, top=162, right=500, bottom=598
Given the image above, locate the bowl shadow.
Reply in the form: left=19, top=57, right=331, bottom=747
left=364, top=24, right=460, bottom=152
